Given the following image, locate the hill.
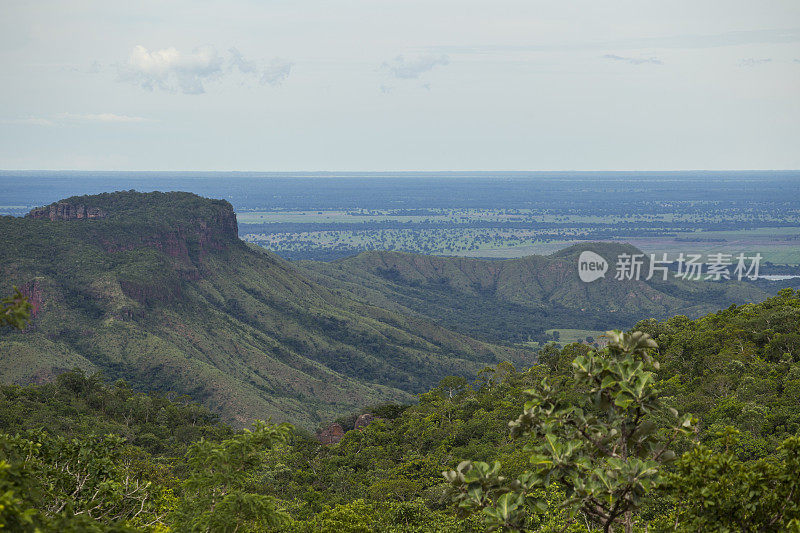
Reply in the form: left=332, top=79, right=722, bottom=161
left=2, top=290, right=798, bottom=531
left=299, top=245, right=770, bottom=343
left=0, top=191, right=532, bottom=429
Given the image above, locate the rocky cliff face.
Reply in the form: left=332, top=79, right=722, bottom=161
left=24, top=192, right=240, bottom=304
left=26, top=195, right=239, bottom=267
left=98, top=209, right=239, bottom=266
left=20, top=279, right=45, bottom=319
left=27, top=202, right=106, bottom=221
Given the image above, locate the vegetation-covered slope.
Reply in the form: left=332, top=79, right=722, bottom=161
left=1, top=290, right=799, bottom=531
left=0, top=191, right=532, bottom=428
left=300, top=245, right=769, bottom=343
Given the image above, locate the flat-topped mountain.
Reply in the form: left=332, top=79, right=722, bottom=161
left=1, top=191, right=531, bottom=428
left=24, top=191, right=239, bottom=266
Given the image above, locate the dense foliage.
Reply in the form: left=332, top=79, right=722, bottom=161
left=0, top=370, right=231, bottom=456
left=635, top=288, right=800, bottom=458
left=0, top=289, right=798, bottom=530
left=445, top=330, right=695, bottom=532
left=0, top=286, right=31, bottom=330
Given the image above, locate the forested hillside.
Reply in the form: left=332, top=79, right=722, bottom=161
left=0, top=192, right=531, bottom=428
left=1, top=289, right=799, bottom=531
left=300, top=246, right=769, bottom=343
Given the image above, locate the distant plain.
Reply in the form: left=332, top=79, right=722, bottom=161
left=3, top=170, right=799, bottom=264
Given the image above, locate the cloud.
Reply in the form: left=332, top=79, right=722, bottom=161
left=229, top=47, right=257, bottom=74
left=603, top=54, right=663, bottom=65
left=57, top=113, right=152, bottom=123
left=0, top=117, right=55, bottom=126
left=229, top=48, right=292, bottom=85
left=119, top=46, right=292, bottom=94
left=1, top=113, right=151, bottom=126
left=121, top=45, right=224, bottom=94
left=259, top=58, right=293, bottom=86
left=382, top=54, right=449, bottom=79
left=229, top=49, right=293, bottom=85
left=427, top=28, right=800, bottom=55
left=644, top=28, right=800, bottom=49
left=739, top=58, right=772, bottom=67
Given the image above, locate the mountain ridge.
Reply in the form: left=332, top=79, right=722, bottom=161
left=299, top=244, right=770, bottom=343
left=1, top=191, right=532, bottom=429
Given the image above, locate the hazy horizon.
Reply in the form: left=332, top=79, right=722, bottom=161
left=2, top=1, right=799, bottom=171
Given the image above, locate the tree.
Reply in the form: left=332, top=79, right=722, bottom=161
left=0, top=429, right=161, bottom=531
left=436, top=376, right=469, bottom=400
left=659, top=428, right=800, bottom=531
left=1, top=286, right=31, bottom=330
left=173, top=420, right=292, bottom=533
left=444, top=330, right=694, bottom=532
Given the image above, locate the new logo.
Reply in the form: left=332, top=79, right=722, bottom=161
left=578, top=251, right=608, bottom=282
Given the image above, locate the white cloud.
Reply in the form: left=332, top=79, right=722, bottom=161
left=428, top=28, right=800, bottom=55
left=122, top=45, right=224, bottom=94
left=1, top=113, right=151, bottom=126
left=259, top=58, right=294, bottom=85
left=260, top=58, right=293, bottom=86
left=119, top=46, right=292, bottom=94
left=229, top=48, right=291, bottom=85
left=0, top=117, right=55, bottom=126
left=739, top=58, right=772, bottom=67
left=57, top=113, right=151, bottom=123
left=229, top=47, right=257, bottom=74
left=382, top=54, right=449, bottom=79
left=603, top=54, right=663, bottom=65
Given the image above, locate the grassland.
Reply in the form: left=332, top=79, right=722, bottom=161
left=518, top=328, right=607, bottom=349
left=241, top=215, right=800, bottom=265
left=546, top=328, right=606, bottom=344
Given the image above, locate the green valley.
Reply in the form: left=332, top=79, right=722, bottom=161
left=0, top=192, right=530, bottom=429
left=1, top=287, right=800, bottom=531
left=299, top=246, right=769, bottom=344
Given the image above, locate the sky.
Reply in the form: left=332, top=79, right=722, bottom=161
left=1, top=0, right=799, bottom=171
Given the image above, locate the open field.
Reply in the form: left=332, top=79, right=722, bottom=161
left=519, top=329, right=607, bottom=349
left=235, top=208, right=800, bottom=226
left=444, top=227, right=800, bottom=264
left=242, top=226, right=800, bottom=265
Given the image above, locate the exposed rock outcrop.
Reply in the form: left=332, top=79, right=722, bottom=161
left=317, top=413, right=378, bottom=445
left=354, top=413, right=376, bottom=430
left=27, top=202, right=106, bottom=221
left=20, top=279, right=45, bottom=319
left=98, top=212, right=238, bottom=269
left=317, top=423, right=345, bottom=445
